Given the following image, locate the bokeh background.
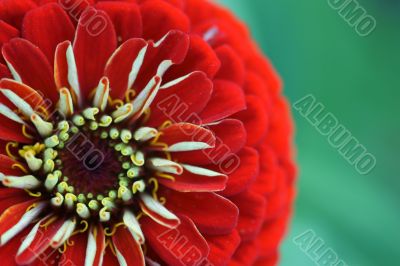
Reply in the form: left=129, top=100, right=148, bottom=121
left=219, top=0, right=399, bottom=265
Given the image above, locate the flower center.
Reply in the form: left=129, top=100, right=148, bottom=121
left=58, top=131, right=122, bottom=196
left=13, top=106, right=153, bottom=222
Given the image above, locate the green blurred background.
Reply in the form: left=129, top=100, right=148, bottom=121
left=219, top=0, right=399, bottom=265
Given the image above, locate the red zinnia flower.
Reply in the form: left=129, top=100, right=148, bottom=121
left=0, top=0, right=296, bottom=265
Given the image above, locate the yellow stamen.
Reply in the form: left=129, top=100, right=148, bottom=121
left=22, top=124, right=35, bottom=139
left=89, top=87, right=97, bottom=100
left=142, top=108, right=151, bottom=124
left=25, top=203, right=38, bottom=213
left=156, top=172, right=176, bottom=181
left=149, top=136, right=172, bottom=160
left=12, top=163, right=28, bottom=174
left=58, top=242, right=68, bottom=253
left=104, top=222, right=125, bottom=237
left=148, top=178, right=159, bottom=200
left=24, top=189, right=42, bottom=197
left=6, top=142, right=19, bottom=160
left=19, top=143, right=45, bottom=157
left=73, top=220, right=89, bottom=236
left=105, top=238, right=118, bottom=257
left=67, top=239, right=75, bottom=247
left=143, top=243, right=148, bottom=255
left=132, top=180, right=145, bottom=194
left=59, top=88, right=74, bottom=117
left=70, top=88, right=79, bottom=107
left=125, top=89, right=136, bottom=103
left=36, top=106, right=49, bottom=120
left=93, top=78, right=110, bottom=111
left=159, top=197, right=166, bottom=205
left=40, top=216, right=58, bottom=230
left=148, top=177, right=166, bottom=204
left=164, top=151, right=172, bottom=161
left=150, top=133, right=168, bottom=149
left=108, top=97, right=124, bottom=109
left=136, top=211, right=144, bottom=221
left=112, top=103, right=134, bottom=123
left=130, top=153, right=145, bottom=166
left=158, top=120, right=173, bottom=130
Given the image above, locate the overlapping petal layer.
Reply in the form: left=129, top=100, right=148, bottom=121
left=0, top=0, right=295, bottom=265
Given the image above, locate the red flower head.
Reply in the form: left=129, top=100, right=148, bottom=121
left=0, top=0, right=296, bottom=265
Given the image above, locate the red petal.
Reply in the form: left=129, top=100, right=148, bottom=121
left=257, top=210, right=291, bottom=260
left=0, top=78, right=47, bottom=109
left=0, top=155, right=17, bottom=174
left=163, top=190, right=239, bottom=235
left=192, top=19, right=250, bottom=59
left=245, top=49, right=282, bottom=95
left=165, top=35, right=220, bottom=81
left=184, top=0, right=246, bottom=31
left=139, top=193, right=180, bottom=229
left=54, top=40, right=81, bottom=105
left=0, top=154, right=27, bottom=175
left=0, top=80, right=48, bottom=143
left=0, top=115, right=30, bottom=143
left=243, top=71, right=270, bottom=107
left=60, top=232, right=87, bottom=266
left=61, top=225, right=106, bottom=266
left=172, top=119, right=246, bottom=165
left=0, top=227, right=31, bottom=266
left=233, top=95, right=269, bottom=147
left=254, top=254, right=279, bottom=266
left=16, top=217, right=65, bottom=265
left=252, top=144, right=278, bottom=195
left=219, top=147, right=259, bottom=197
left=0, top=20, right=19, bottom=62
left=29, top=247, right=61, bottom=266
left=230, top=191, right=266, bottom=241
left=58, top=0, right=95, bottom=24
left=140, top=0, right=190, bottom=41
left=263, top=168, right=289, bottom=221
left=2, top=38, right=58, bottom=103
left=136, top=0, right=184, bottom=9
left=152, top=123, right=215, bottom=152
left=0, top=0, right=37, bottom=28
left=22, top=3, right=75, bottom=64
left=0, top=188, right=31, bottom=214
left=135, top=30, right=189, bottom=91
left=215, top=45, right=245, bottom=86
left=112, top=226, right=145, bottom=266
left=95, top=2, right=142, bottom=43
left=0, top=199, right=38, bottom=243
left=205, top=230, right=241, bottom=266
left=102, top=246, right=119, bottom=266
left=130, top=76, right=161, bottom=122
left=104, top=38, right=147, bottom=99
left=267, top=96, right=294, bottom=157
left=147, top=71, right=213, bottom=127
left=232, top=240, right=260, bottom=266
left=199, top=80, right=246, bottom=124
left=0, top=140, right=6, bottom=154
left=91, top=225, right=105, bottom=266
left=159, top=165, right=227, bottom=193
left=0, top=63, right=11, bottom=78
left=141, top=215, right=209, bottom=266
left=73, top=8, right=117, bottom=98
